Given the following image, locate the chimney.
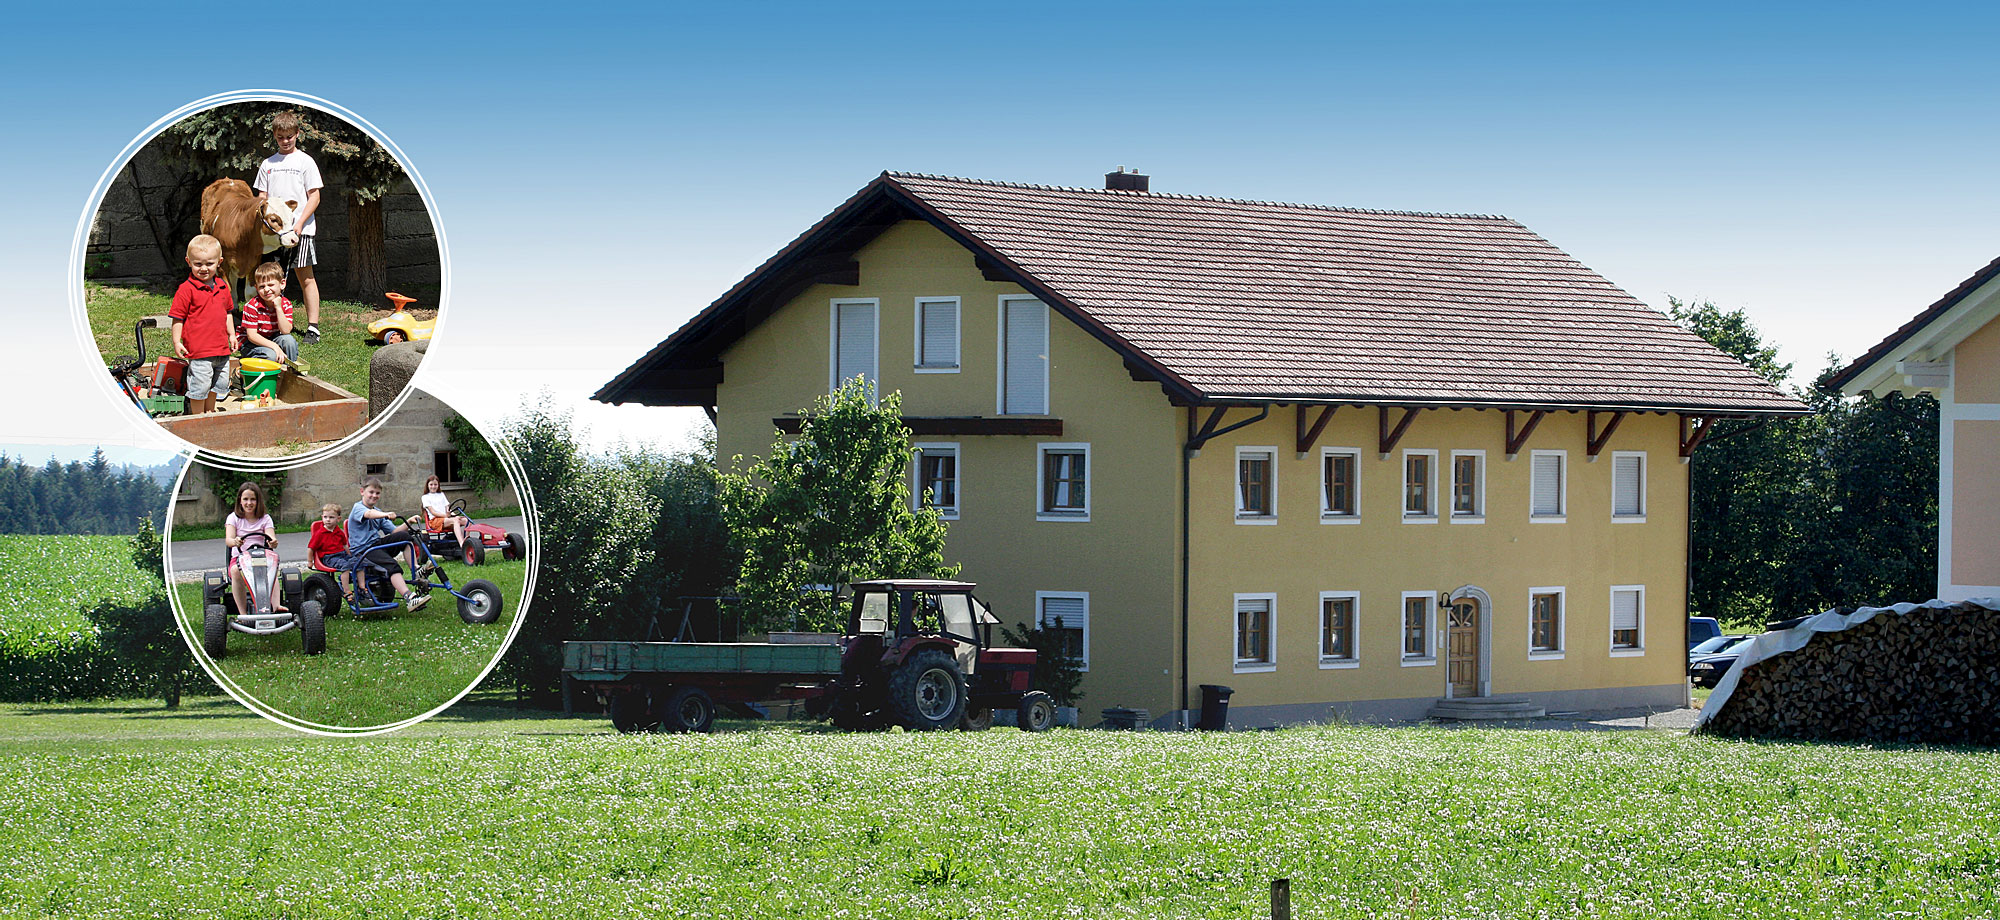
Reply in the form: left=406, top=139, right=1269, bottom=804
left=1104, top=166, right=1149, bottom=192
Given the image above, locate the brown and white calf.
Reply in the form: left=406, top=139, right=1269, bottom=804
left=198, top=178, right=299, bottom=301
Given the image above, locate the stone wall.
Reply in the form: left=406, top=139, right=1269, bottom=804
left=86, top=146, right=441, bottom=301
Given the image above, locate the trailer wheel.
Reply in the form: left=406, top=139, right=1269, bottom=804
left=829, top=697, right=887, bottom=731
left=504, top=532, right=525, bottom=561
left=607, top=690, right=656, bottom=733
left=456, top=578, right=504, bottom=625
left=303, top=573, right=342, bottom=619
left=1017, top=691, right=1056, bottom=732
left=299, top=600, right=326, bottom=655
left=960, top=707, right=994, bottom=731
left=657, top=686, right=716, bottom=733
left=203, top=604, right=229, bottom=660
left=888, top=649, right=966, bottom=731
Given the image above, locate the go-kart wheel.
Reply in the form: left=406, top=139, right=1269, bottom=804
left=281, top=571, right=305, bottom=611
left=607, top=690, right=656, bottom=733
left=655, top=686, right=716, bottom=733
left=1016, top=691, right=1056, bottom=732
left=299, top=600, right=326, bottom=655
left=383, top=329, right=407, bottom=345
left=302, top=572, right=342, bottom=619
left=503, top=532, right=525, bottom=561
left=463, top=539, right=484, bottom=566
left=456, top=578, right=504, bottom=625
left=203, top=604, right=228, bottom=660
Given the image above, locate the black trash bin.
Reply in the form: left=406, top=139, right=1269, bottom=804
left=1196, top=684, right=1234, bottom=731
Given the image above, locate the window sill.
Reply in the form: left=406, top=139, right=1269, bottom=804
left=913, top=366, right=960, bottom=374
left=1449, top=515, right=1485, bottom=525
left=1530, top=515, right=1567, bottom=524
left=1319, top=658, right=1360, bottom=670
left=1612, top=515, right=1647, bottom=524
left=1235, top=515, right=1277, bottom=526
left=1609, top=648, right=1646, bottom=658
left=1402, top=514, right=1438, bottom=525
left=1233, top=662, right=1276, bottom=674
left=1037, top=511, right=1089, bottom=523
left=1528, top=650, right=1565, bottom=661
left=1400, top=656, right=1437, bottom=668
left=1319, top=514, right=1360, bottom=525
left=930, top=510, right=960, bottom=520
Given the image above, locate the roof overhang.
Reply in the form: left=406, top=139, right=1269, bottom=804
left=1829, top=254, right=2000, bottom=398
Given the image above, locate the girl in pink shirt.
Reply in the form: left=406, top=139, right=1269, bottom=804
left=226, top=481, right=285, bottom=613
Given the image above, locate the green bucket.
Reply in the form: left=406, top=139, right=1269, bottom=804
left=240, top=358, right=285, bottom=400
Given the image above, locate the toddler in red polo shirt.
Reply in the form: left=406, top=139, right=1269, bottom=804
left=167, top=235, right=237, bottom=415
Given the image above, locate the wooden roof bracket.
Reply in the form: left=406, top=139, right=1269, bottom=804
left=1679, top=414, right=1715, bottom=462
left=1503, top=409, right=1547, bottom=460
left=1378, top=407, right=1420, bottom=459
left=1295, top=405, right=1337, bottom=458
left=1585, top=410, right=1626, bottom=461
left=703, top=406, right=718, bottom=426
left=1187, top=405, right=1270, bottom=458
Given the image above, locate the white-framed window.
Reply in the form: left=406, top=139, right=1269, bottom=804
left=1036, top=591, right=1089, bottom=671
left=1400, top=591, right=1436, bottom=665
left=1528, top=586, right=1565, bottom=659
left=1611, top=451, right=1646, bottom=522
left=1403, top=449, right=1438, bottom=522
left=998, top=295, right=1049, bottom=415
left=1234, top=593, right=1276, bottom=672
left=829, top=298, right=879, bottom=397
left=912, top=442, right=959, bottom=519
left=1319, top=447, right=1360, bottom=523
left=1236, top=447, right=1277, bottom=523
left=1610, top=585, right=1645, bottom=655
left=1449, top=450, right=1484, bottom=523
left=1036, top=442, right=1089, bottom=521
left=1530, top=449, right=1567, bottom=522
left=914, top=296, right=960, bottom=372
left=1319, top=591, right=1360, bottom=669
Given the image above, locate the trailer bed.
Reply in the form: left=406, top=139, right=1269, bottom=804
left=564, top=640, right=843, bottom=682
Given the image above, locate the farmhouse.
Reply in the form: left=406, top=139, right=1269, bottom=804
left=1829, top=255, right=2000, bottom=602
left=599, top=171, right=1804, bottom=727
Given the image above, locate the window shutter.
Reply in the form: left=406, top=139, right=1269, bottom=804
left=1612, top=455, right=1643, bottom=515
left=1003, top=299, right=1048, bottom=414
left=1531, top=454, right=1563, bottom=515
left=919, top=300, right=958, bottom=367
left=1611, top=589, right=1640, bottom=632
left=1040, top=595, right=1085, bottom=630
left=835, top=302, right=876, bottom=392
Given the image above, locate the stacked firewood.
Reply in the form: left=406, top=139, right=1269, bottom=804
left=1700, top=602, right=2000, bottom=745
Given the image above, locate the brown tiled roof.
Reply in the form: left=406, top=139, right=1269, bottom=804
left=599, top=173, right=1804, bottom=414
left=1825, top=253, right=2000, bottom=391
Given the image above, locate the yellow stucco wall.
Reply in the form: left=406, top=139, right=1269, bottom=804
left=1952, top=420, right=2000, bottom=587
left=715, top=220, right=1185, bottom=715
left=1184, top=408, right=1690, bottom=712
left=1952, top=314, right=2000, bottom=405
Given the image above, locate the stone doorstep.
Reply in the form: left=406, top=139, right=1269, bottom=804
left=1425, top=696, right=1548, bottom=721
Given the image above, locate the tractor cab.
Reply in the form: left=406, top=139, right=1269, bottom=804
left=846, top=579, right=996, bottom=675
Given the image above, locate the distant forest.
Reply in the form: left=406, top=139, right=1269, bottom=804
left=0, top=451, right=174, bottom=534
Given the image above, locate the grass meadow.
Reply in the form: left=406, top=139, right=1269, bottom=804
left=171, top=558, right=526, bottom=729
left=0, top=698, right=1994, bottom=919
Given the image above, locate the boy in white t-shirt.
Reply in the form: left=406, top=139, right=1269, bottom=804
left=254, top=110, right=325, bottom=343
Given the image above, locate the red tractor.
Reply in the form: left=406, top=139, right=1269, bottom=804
left=816, top=579, right=1055, bottom=731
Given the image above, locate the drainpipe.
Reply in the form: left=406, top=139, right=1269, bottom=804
left=1179, top=408, right=1192, bottom=726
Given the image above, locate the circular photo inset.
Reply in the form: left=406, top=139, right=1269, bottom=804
left=80, top=93, right=444, bottom=460
left=165, top=388, right=531, bottom=734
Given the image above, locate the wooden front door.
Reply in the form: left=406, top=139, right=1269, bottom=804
left=1447, top=599, right=1480, bottom=698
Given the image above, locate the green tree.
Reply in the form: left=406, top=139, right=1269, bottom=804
left=441, top=413, right=507, bottom=498
left=82, top=518, right=196, bottom=707
left=721, top=380, right=956, bottom=632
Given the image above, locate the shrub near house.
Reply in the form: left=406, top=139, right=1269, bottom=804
left=599, top=171, right=1804, bottom=725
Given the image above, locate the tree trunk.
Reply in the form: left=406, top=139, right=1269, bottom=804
left=347, top=191, right=387, bottom=299
left=163, top=674, right=181, bottom=709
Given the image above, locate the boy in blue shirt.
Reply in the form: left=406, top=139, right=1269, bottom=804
left=347, top=478, right=429, bottom=610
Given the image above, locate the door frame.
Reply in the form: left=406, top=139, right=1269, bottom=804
left=1442, top=585, right=1492, bottom=698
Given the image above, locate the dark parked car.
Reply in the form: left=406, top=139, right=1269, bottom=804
left=1687, top=635, right=1755, bottom=689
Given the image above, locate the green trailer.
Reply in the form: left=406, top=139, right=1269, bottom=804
left=563, top=639, right=844, bottom=733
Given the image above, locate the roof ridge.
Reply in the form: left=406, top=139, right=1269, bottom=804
left=883, top=171, right=1513, bottom=222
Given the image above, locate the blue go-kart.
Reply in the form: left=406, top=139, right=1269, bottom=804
left=302, top=518, right=504, bottom=626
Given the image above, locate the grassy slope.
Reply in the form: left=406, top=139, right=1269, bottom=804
left=0, top=702, right=1993, bottom=919
left=86, top=282, right=423, bottom=400
left=172, top=558, right=527, bottom=728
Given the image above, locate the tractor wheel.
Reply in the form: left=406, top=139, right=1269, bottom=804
left=203, top=604, right=229, bottom=660
left=503, top=532, right=525, bottom=561
left=462, top=539, right=484, bottom=566
left=886, top=649, right=967, bottom=731
left=299, top=600, right=326, bottom=655
left=303, top=573, right=343, bottom=619
left=607, top=690, right=656, bottom=733
left=455, top=578, right=504, bottom=625
left=1016, top=691, right=1056, bottom=732
left=960, top=706, right=995, bottom=732
left=656, top=686, right=716, bottom=733
left=383, top=329, right=407, bottom=345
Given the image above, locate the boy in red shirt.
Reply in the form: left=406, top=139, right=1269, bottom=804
left=167, top=235, right=236, bottom=415
left=237, top=262, right=299, bottom=362
left=307, top=502, right=352, bottom=597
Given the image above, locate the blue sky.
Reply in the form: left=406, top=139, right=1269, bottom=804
left=5, top=2, right=1997, bottom=452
